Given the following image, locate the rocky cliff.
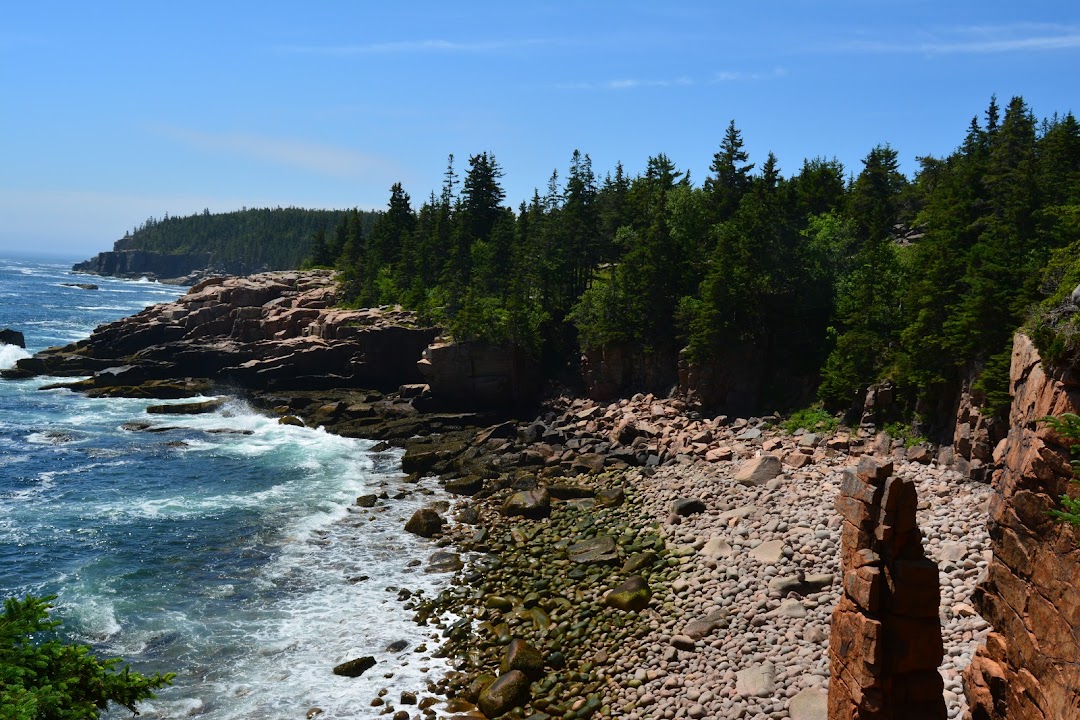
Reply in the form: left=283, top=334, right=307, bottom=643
left=73, top=249, right=214, bottom=283
left=3, top=271, right=439, bottom=393
left=962, top=333, right=1080, bottom=719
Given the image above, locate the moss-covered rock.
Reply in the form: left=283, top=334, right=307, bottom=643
left=604, top=576, right=652, bottom=612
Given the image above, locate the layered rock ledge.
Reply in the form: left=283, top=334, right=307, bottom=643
left=2, top=271, right=439, bottom=394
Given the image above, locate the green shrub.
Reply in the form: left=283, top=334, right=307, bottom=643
left=0, top=595, right=173, bottom=719
left=883, top=421, right=927, bottom=449
left=1039, top=413, right=1080, bottom=526
left=780, top=406, right=839, bottom=435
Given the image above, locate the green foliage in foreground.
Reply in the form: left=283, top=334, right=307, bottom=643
left=1040, top=413, right=1080, bottom=526
left=0, top=595, right=173, bottom=720
left=780, top=406, right=839, bottom=435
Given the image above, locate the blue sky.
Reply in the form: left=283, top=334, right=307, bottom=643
left=2, top=1, right=1078, bottom=258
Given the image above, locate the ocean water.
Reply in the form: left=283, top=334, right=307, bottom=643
left=0, top=258, right=455, bottom=718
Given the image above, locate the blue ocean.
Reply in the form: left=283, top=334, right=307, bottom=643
left=0, top=257, right=453, bottom=718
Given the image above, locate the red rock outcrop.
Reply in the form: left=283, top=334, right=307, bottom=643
left=581, top=343, right=677, bottom=401
left=417, top=341, right=540, bottom=409
left=828, top=456, right=947, bottom=719
left=3, top=271, right=438, bottom=391
left=962, top=333, right=1080, bottom=720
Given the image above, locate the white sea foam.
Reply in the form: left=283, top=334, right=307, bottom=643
left=0, top=343, right=30, bottom=369
left=98, top=419, right=458, bottom=720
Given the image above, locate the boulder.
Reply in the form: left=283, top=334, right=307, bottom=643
left=404, top=508, right=445, bottom=538
left=502, top=487, right=551, bottom=519
left=146, top=398, right=225, bottom=415
left=671, top=497, right=706, bottom=516
left=736, top=662, right=776, bottom=697
left=604, top=575, right=651, bottom=611
left=788, top=688, right=828, bottom=720
left=0, top=329, right=25, bottom=348
left=567, top=535, right=619, bottom=564
left=596, top=487, right=625, bottom=507
left=501, top=639, right=545, bottom=679
left=477, top=670, right=531, bottom=718
left=733, top=454, right=782, bottom=486
left=682, top=609, right=728, bottom=640
left=332, top=656, right=375, bottom=677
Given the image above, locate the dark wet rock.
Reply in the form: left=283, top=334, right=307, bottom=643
left=622, top=551, right=658, bottom=574
left=567, top=535, right=619, bottom=564
left=501, top=639, right=546, bottom=679
left=399, top=691, right=417, bottom=705
left=571, top=453, right=607, bottom=474
left=61, top=282, right=99, bottom=290
left=455, top=505, right=481, bottom=524
left=426, top=551, right=464, bottom=573
left=478, top=670, right=531, bottom=718
left=332, top=656, right=376, bottom=677
left=205, top=428, right=254, bottom=435
left=0, top=329, right=25, bottom=348
left=502, top=487, right=551, bottom=519
left=404, top=508, right=445, bottom=537
left=443, top=475, right=484, bottom=496
left=146, top=398, right=225, bottom=415
left=546, top=484, right=595, bottom=500
left=278, top=415, right=304, bottom=427
left=385, top=639, right=409, bottom=652
left=604, top=575, right=652, bottom=611
left=596, top=487, right=625, bottom=507
left=671, top=497, right=706, bottom=517
left=355, top=494, right=377, bottom=508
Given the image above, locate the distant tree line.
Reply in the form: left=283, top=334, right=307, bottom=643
left=118, top=207, right=377, bottom=274
left=312, top=95, right=1079, bottom=432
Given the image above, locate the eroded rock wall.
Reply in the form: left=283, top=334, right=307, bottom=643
left=962, top=333, right=1080, bottom=720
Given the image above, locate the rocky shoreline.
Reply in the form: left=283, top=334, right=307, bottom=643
left=1, top=272, right=999, bottom=719
left=366, top=395, right=992, bottom=720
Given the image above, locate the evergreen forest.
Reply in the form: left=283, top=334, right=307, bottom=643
left=311, top=96, right=1080, bottom=434
left=117, top=207, right=377, bottom=274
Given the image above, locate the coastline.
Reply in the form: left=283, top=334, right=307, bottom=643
left=1, top=269, right=995, bottom=719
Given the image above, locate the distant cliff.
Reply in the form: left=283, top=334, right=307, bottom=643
left=73, top=250, right=214, bottom=284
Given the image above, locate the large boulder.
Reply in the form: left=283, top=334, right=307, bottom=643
left=332, top=656, right=375, bottom=678
left=501, top=639, right=545, bottom=679
left=567, top=535, right=619, bottom=564
left=502, top=487, right=551, bottom=519
left=477, top=670, right=531, bottom=718
left=404, top=508, right=445, bottom=538
left=733, top=454, right=782, bottom=486
left=604, top=576, right=652, bottom=611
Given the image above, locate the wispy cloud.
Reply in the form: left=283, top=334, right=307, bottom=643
left=278, top=38, right=558, bottom=56
left=834, top=24, right=1080, bottom=55
left=152, top=126, right=397, bottom=180
left=553, top=67, right=785, bottom=91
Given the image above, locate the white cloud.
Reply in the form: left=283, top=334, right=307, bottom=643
left=835, top=24, right=1080, bottom=55
left=278, top=38, right=556, bottom=56
left=152, top=126, right=396, bottom=180
left=553, top=68, right=785, bottom=91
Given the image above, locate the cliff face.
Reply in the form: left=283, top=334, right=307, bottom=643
left=963, top=333, right=1080, bottom=719
left=72, top=249, right=213, bottom=283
